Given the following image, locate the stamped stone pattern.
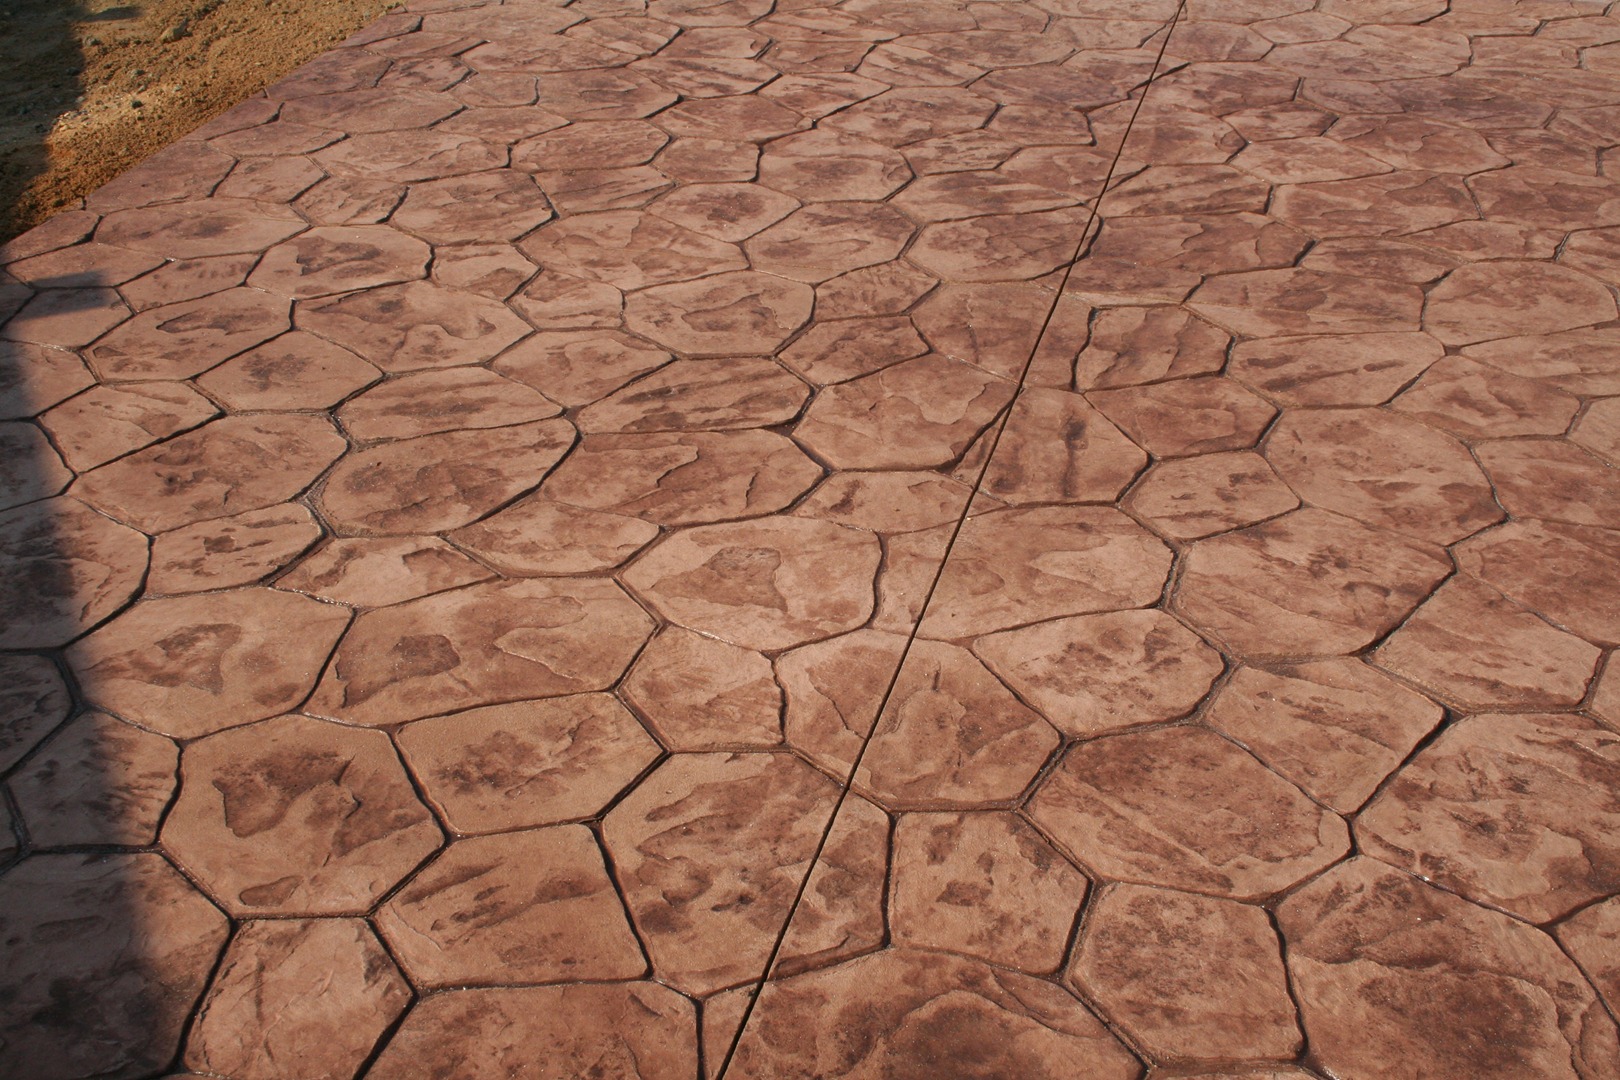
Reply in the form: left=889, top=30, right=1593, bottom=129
left=8, top=0, right=1620, bottom=1073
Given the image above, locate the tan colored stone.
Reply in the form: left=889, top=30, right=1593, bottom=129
left=1574, top=398, right=1620, bottom=464
left=1558, top=897, right=1620, bottom=1014
left=392, top=169, right=556, bottom=243
left=11, top=711, right=177, bottom=846
left=377, top=826, right=645, bottom=986
left=1478, top=439, right=1620, bottom=530
left=67, top=588, right=349, bottom=738
left=1089, top=377, right=1276, bottom=458
left=0, top=495, right=148, bottom=649
left=757, top=128, right=911, bottom=201
left=86, top=287, right=289, bottom=381
left=772, top=790, right=888, bottom=979
left=1030, top=727, right=1350, bottom=900
left=578, top=357, right=808, bottom=433
left=1125, top=451, right=1299, bottom=540
left=0, top=340, right=94, bottom=419
left=96, top=197, right=306, bottom=259
left=248, top=225, right=430, bottom=299
left=40, top=382, right=217, bottom=471
left=651, top=182, right=799, bottom=242
left=0, top=286, right=130, bottom=349
left=195, top=331, right=380, bottom=411
left=310, top=577, right=653, bottom=726
left=398, top=694, right=659, bottom=832
left=163, top=713, right=441, bottom=915
left=1072, top=885, right=1301, bottom=1061
left=452, top=497, right=657, bottom=575
left=1230, top=332, right=1443, bottom=407
left=794, top=469, right=970, bottom=534
left=1190, top=268, right=1424, bottom=336
left=622, top=626, right=783, bottom=750
left=815, top=260, right=936, bottom=320
left=148, top=505, right=321, bottom=595
left=778, top=315, right=929, bottom=385
left=624, top=270, right=814, bottom=356
left=1426, top=262, right=1617, bottom=346
left=493, top=329, right=671, bottom=407
left=891, top=811, right=1085, bottom=973
left=298, top=280, right=531, bottom=371
left=186, top=919, right=410, bottom=1080
left=1392, top=355, right=1581, bottom=439
left=1456, top=520, right=1620, bottom=647
left=339, top=368, right=560, bottom=443
left=974, top=610, right=1223, bottom=738
left=908, top=207, right=1091, bottom=282
left=980, top=388, right=1146, bottom=505
left=276, top=536, right=491, bottom=608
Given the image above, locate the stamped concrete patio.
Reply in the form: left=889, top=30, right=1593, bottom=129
left=3, top=0, right=1620, bottom=1076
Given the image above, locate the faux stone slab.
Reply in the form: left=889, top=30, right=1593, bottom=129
left=1125, top=451, right=1299, bottom=540
left=624, top=270, right=813, bottom=356
left=297, top=280, right=531, bottom=371
left=87, top=287, right=290, bottom=381
left=1229, top=332, right=1443, bottom=407
left=41, top=382, right=219, bottom=471
left=310, top=577, right=653, bottom=726
left=337, top=368, right=559, bottom=442
left=622, top=626, right=782, bottom=751
left=1476, top=439, right=1620, bottom=530
left=275, top=536, right=491, bottom=608
left=0, top=654, right=71, bottom=773
left=0, top=495, right=148, bottom=649
left=1089, top=376, right=1276, bottom=458
left=0, top=340, right=94, bottom=419
left=492, top=329, right=671, bottom=407
left=248, top=225, right=430, bottom=299
left=1189, top=268, right=1424, bottom=336
left=10, top=711, right=178, bottom=847
left=195, top=331, right=380, bottom=411
left=147, top=505, right=321, bottom=595
left=1425, top=262, right=1617, bottom=346
left=980, top=388, right=1146, bottom=505
left=450, top=497, right=658, bottom=575
left=96, top=198, right=307, bottom=259
left=577, top=357, right=808, bottom=433
left=162, top=713, right=441, bottom=915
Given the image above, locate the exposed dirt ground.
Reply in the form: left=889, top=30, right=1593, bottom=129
left=0, top=0, right=397, bottom=243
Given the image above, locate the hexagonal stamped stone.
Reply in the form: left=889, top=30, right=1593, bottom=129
left=0, top=654, right=70, bottom=773
left=577, top=357, right=808, bottom=433
left=1373, top=576, right=1602, bottom=711
left=0, top=495, right=148, bottom=649
left=0, top=854, right=229, bottom=1080
left=1089, top=376, right=1276, bottom=458
left=603, top=752, right=840, bottom=994
left=1425, top=262, right=1617, bottom=346
left=314, top=130, right=506, bottom=183
left=1125, top=451, right=1299, bottom=541
left=1265, top=407, right=1501, bottom=546
left=1072, top=884, right=1301, bottom=1062
left=163, top=714, right=441, bottom=914
left=492, top=329, right=671, bottom=407
left=186, top=919, right=410, bottom=1080
left=67, top=588, right=350, bottom=738
left=1391, top=354, right=1581, bottom=440
left=729, top=949, right=1139, bottom=1080
left=275, top=536, right=491, bottom=607
left=980, top=388, right=1146, bottom=505
left=73, top=414, right=347, bottom=534
left=319, top=418, right=574, bottom=535
left=783, top=631, right=1060, bottom=809
left=1030, top=727, right=1350, bottom=900
left=625, top=517, right=879, bottom=651
left=546, top=429, right=821, bottom=525
left=451, top=497, right=658, bottom=575
left=195, top=330, right=380, bottom=411
left=1189, top=268, right=1424, bottom=336
left=652, top=182, right=800, bottom=243
left=11, top=711, right=178, bottom=846
left=778, top=315, right=929, bottom=386
left=974, top=610, right=1224, bottom=739
left=908, top=207, right=1091, bottom=282
left=41, top=381, right=219, bottom=471
left=1205, top=660, right=1442, bottom=814
left=1457, top=520, right=1620, bottom=647
left=625, top=270, right=813, bottom=356
left=1476, top=439, right=1620, bottom=531
left=1360, top=712, right=1620, bottom=923
left=1278, top=858, right=1620, bottom=1080
left=795, top=354, right=1013, bottom=470
left=148, top=504, right=321, bottom=595
left=368, top=983, right=697, bottom=1080
left=622, top=627, right=783, bottom=750
left=337, top=368, right=560, bottom=442
left=0, top=286, right=130, bottom=350
left=919, top=506, right=1173, bottom=640
left=86, top=287, right=290, bottom=380
left=1175, top=508, right=1452, bottom=659
left=96, top=197, right=307, bottom=258
left=520, top=209, right=744, bottom=292
left=794, top=469, right=971, bottom=534
left=890, top=811, right=1086, bottom=973
left=310, top=578, right=653, bottom=726
left=248, top=225, right=430, bottom=299
left=392, top=169, right=555, bottom=243
left=377, top=826, right=644, bottom=986
left=745, top=202, right=915, bottom=283
left=1230, top=331, right=1443, bottom=407
left=0, top=340, right=94, bottom=419
left=298, top=280, right=531, bottom=371
left=397, top=695, right=660, bottom=832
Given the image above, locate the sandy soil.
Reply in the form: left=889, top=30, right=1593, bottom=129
left=1, top=0, right=397, bottom=243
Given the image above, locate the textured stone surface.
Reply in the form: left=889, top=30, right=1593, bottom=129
left=11, top=711, right=177, bottom=847
left=148, top=505, right=321, bottom=595
left=622, top=626, right=783, bottom=750
left=0, top=495, right=148, bottom=649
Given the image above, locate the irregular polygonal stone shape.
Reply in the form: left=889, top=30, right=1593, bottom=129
left=1030, top=727, right=1350, bottom=900
left=148, top=504, right=321, bottom=595
left=162, top=714, right=441, bottom=915
left=1372, top=576, right=1602, bottom=712
left=0, top=421, right=71, bottom=510
left=186, top=919, right=410, bottom=1080
left=1425, top=262, right=1617, bottom=346
left=0, top=340, right=94, bottom=419
left=310, top=577, right=652, bottom=726
left=97, top=198, right=307, bottom=258
left=298, top=280, right=531, bottom=371
left=196, top=331, right=380, bottom=411
left=67, top=589, right=350, bottom=738
left=1125, top=451, right=1299, bottom=541
left=759, top=129, right=912, bottom=202
left=1472, top=166, right=1620, bottom=231
left=314, top=130, right=506, bottom=183
left=368, top=984, right=697, bottom=1080
left=1205, top=660, right=1442, bottom=815
left=773, top=790, right=888, bottom=979
left=1089, top=212, right=1307, bottom=277
left=519, top=209, right=744, bottom=291
left=729, top=949, right=1139, bottom=1080
left=651, top=182, right=799, bottom=242
left=1460, top=330, right=1620, bottom=397
left=908, top=207, right=1091, bottom=282
left=0, top=853, right=229, bottom=1080
left=779, top=315, right=929, bottom=386
left=815, top=261, right=935, bottom=321
left=974, top=610, right=1223, bottom=739
left=73, top=414, right=347, bottom=534
left=397, top=695, right=660, bottom=832
left=622, top=627, right=782, bottom=750
left=377, top=826, right=645, bottom=986
left=0, top=654, right=70, bottom=773
left=276, top=536, right=491, bottom=608
left=1360, top=712, right=1620, bottom=923
left=1230, top=332, right=1443, bottom=407
left=1559, top=898, right=1620, bottom=1015
left=891, top=811, right=1086, bottom=973
left=1456, top=520, right=1620, bottom=647
left=337, top=367, right=560, bottom=442
left=1265, top=408, right=1501, bottom=545
left=87, top=287, right=291, bottom=380
left=1278, top=858, right=1620, bottom=1080
left=795, top=354, right=1013, bottom=470
left=1269, top=171, right=1477, bottom=239
left=1072, top=306, right=1230, bottom=391
left=277, top=87, right=460, bottom=132
left=546, top=429, right=821, bottom=526
left=11, top=711, right=176, bottom=846
left=41, top=382, right=220, bottom=471
left=603, top=752, right=839, bottom=995
left=625, top=270, right=813, bottom=356
left=782, top=630, right=1060, bottom=810
left=795, top=469, right=971, bottom=534
left=744, top=202, right=915, bottom=283
left=451, top=497, right=658, bottom=576
left=577, top=357, right=808, bottom=433
left=821, top=86, right=997, bottom=147
left=1175, top=508, right=1452, bottom=660
left=981, top=388, right=1146, bottom=505
left=319, top=418, right=575, bottom=535
left=1189, top=268, right=1424, bottom=337
left=492, top=329, right=672, bottom=407
left=0, top=286, right=130, bottom=350
left=0, top=496, right=147, bottom=649
left=892, top=170, right=1079, bottom=223
left=920, top=506, right=1172, bottom=640
left=248, top=225, right=430, bottom=299
left=625, top=517, right=878, bottom=651
left=1476, top=439, right=1620, bottom=531
left=1088, top=376, right=1276, bottom=458
left=392, top=169, right=555, bottom=243
left=1072, top=884, right=1301, bottom=1062
left=1392, top=355, right=1582, bottom=440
